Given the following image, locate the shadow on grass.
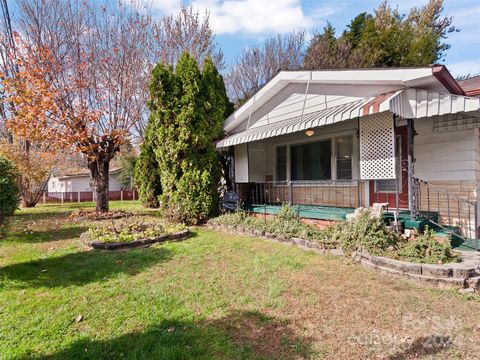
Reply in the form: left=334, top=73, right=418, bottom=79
left=387, top=336, right=451, bottom=360
left=13, top=209, right=71, bottom=222
left=6, top=226, right=89, bottom=243
left=0, top=247, right=172, bottom=289
left=21, top=310, right=314, bottom=360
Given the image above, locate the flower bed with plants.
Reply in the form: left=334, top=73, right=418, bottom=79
left=208, top=205, right=461, bottom=265
left=81, top=217, right=188, bottom=250
left=70, top=209, right=133, bottom=221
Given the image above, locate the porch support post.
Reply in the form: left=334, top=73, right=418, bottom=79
left=407, top=118, right=416, bottom=220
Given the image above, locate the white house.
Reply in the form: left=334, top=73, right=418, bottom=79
left=216, top=66, right=480, bottom=242
left=47, top=168, right=124, bottom=193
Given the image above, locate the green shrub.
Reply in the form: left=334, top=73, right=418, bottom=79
left=0, top=155, right=20, bottom=238
left=396, top=226, right=460, bottom=264
left=209, top=207, right=462, bottom=264
left=330, top=209, right=400, bottom=255
left=148, top=54, right=232, bottom=224
left=209, top=205, right=340, bottom=249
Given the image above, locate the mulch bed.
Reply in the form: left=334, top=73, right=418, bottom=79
left=80, top=228, right=190, bottom=250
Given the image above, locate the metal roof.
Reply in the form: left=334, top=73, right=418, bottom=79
left=216, top=88, right=480, bottom=149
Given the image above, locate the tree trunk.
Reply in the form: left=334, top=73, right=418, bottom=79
left=89, top=158, right=110, bottom=212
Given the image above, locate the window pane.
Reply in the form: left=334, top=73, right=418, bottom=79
left=336, top=136, right=352, bottom=179
left=291, top=140, right=331, bottom=180
left=276, top=146, right=287, bottom=181
left=375, top=179, right=397, bottom=192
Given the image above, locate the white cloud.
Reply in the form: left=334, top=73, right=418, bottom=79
left=447, top=59, right=480, bottom=78
left=190, top=0, right=318, bottom=35
left=133, top=0, right=340, bottom=36
left=149, top=0, right=182, bottom=14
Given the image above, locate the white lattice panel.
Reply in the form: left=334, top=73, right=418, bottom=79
left=360, top=113, right=396, bottom=180
left=234, top=143, right=249, bottom=183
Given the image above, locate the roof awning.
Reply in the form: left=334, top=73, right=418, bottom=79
left=216, top=89, right=480, bottom=149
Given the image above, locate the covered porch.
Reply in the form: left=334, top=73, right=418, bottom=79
left=217, top=71, right=480, bottom=247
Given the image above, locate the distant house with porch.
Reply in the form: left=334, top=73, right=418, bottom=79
left=216, top=66, right=480, bottom=245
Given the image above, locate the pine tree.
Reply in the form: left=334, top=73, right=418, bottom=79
left=304, top=0, right=456, bottom=69
left=135, top=120, right=162, bottom=208
left=148, top=53, right=230, bottom=223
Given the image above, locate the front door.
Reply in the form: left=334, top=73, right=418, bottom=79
left=369, top=126, right=409, bottom=209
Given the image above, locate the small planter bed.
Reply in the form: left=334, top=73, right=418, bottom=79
left=208, top=205, right=461, bottom=265
left=207, top=211, right=479, bottom=291
left=81, top=217, right=189, bottom=250
left=70, top=209, right=133, bottom=221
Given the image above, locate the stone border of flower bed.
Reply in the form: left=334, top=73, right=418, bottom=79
left=207, top=223, right=480, bottom=291
left=80, top=228, right=190, bottom=250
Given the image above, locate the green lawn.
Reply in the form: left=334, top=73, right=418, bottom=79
left=1, top=202, right=480, bottom=359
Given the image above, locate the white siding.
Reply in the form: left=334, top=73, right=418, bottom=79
left=415, top=116, right=479, bottom=181
left=47, top=172, right=124, bottom=192
left=234, top=143, right=249, bottom=183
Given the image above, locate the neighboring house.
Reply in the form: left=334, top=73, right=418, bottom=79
left=216, top=66, right=480, bottom=243
left=48, top=168, right=124, bottom=193
left=458, top=75, right=480, bottom=97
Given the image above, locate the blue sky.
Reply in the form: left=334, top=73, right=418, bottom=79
left=6, top=0, right=479, bottom=76
left=148, top=0, right=480, bottom=77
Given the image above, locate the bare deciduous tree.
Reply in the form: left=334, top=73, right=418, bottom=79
left=132, top=6, right=224, bottom=139
left=5, top=0, right=154, bottom=211
left=226, top=30, right=306, bottom=105
left=154, top=6, right=224, bottom=69
left=2, top=0, right=224, bottom=211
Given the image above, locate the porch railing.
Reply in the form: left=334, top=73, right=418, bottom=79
left=415, top=178, right=478, bottom=240
left=234, top=180, right=366, bottom=209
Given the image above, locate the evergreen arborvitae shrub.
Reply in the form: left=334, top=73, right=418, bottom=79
left=0, top=155, right=20, bottom=237
left=148, top=54, right=230, bottom=224
left=135, top=118, right=162, bottom=208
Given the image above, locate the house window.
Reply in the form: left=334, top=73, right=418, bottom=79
left=336, top=136, right=352, bottom=179
left=276, top=146, right=287, bottom=181
left=291, top=140, right=331, bottom=180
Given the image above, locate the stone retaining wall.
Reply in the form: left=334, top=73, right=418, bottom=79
left=207, top=223, right=480, bottom=291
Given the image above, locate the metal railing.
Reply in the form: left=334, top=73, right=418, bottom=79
left=41, top=190, right=138, bottom=204
left=234, top=180, right=365, bottom=209
left=416, top=179, right=478, bottom=241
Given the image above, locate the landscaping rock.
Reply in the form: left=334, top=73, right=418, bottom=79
left=254, top=229, right=265, bottom=237
left=369, top=255, right=422, bottom=275
left=466, top=276, right=480, bottom=291
left=330, top=248, right=344, bottom=256
left=451, top=267, right=477, bottom=278
left=459, top=287, right=476, bottom=294
left=291, top=237, right=306, bottom=247
left=421, top=264, right=453, bottom=278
